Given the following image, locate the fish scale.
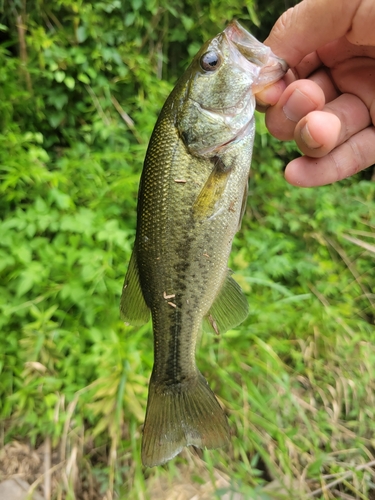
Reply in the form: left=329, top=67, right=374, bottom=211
left=120, top=20, right=287, bottom=467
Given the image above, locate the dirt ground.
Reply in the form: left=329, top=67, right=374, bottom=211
left=0, top=441, right=245, bottom=500
left=0, top=441, right=46, bottom=499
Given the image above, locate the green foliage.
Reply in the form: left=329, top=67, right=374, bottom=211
left=0, top=1, right=374, bottom=499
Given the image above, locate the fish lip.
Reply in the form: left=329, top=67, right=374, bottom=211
left=224, top=20, right=288, bottom=90
left=225, top=20, right=270, bottom=66
left=252, top=54, right=288, bottom=92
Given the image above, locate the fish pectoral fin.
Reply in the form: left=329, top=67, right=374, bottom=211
left=120, top=250, right=150, bottom=326
left=141, top=372, right=229, bottom=467
left=205, top=271, right=249, bottom=335
left=193, top=156, right=230, bottom=219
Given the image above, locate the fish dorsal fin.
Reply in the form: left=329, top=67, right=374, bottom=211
left=120, top=250, right=150, bottom=326
left=193, top=156, right=230, bottom=219
left=205, top=271, right=249, bottom=335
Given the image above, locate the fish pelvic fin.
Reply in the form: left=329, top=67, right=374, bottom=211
left=141, top=372, right=230, bottom=467
left=120, top=249, right=150, bottom=326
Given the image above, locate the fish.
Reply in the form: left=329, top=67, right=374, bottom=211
left=120, top=20, right=287, bottom=467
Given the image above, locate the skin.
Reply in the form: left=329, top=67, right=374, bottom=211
left=255, top=0, right=375, bottom=187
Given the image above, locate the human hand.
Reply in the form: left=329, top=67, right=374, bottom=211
left=256, top=0, right=375, bottom=187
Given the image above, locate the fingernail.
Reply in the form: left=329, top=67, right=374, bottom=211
left=255, top=96, right=268, bottom=108
left=283, top=89, right=315, bottom=123
left=300, top=123, right=322, bottom=149
left=255, top=99, right=270, bottom=113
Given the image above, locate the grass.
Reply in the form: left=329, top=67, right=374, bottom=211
left=2, top=152, right=375, bottom=499
left=0, top=10, right=374, bottom=495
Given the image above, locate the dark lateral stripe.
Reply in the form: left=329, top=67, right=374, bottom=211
left=165, top=306, right=182, bottom=385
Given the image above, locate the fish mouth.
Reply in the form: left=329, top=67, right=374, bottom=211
left=225, top=20, right=288, bottom=92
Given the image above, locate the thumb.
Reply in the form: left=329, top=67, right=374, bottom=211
left=264, top=0, right=361, bottom=66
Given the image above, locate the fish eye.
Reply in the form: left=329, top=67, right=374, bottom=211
left=200, top=51, right=221, bottom=72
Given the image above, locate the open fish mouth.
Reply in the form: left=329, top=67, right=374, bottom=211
left=225, top=20, right=288, bottom=92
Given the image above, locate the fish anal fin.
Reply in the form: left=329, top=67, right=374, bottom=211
left=193, top=156, right=230, bottom=219
left=141, top=372, right=229, bottom=467
left=205, top=271, right=249, bottom=335
left=120, top=250, right=150, bottom=326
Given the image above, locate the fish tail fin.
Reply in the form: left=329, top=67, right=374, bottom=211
left=141, top=372, right=230, bottom=467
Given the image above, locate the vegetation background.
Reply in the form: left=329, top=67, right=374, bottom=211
left=0, top=0, right=374, bottom=499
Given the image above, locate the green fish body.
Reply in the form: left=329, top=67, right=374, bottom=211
left=121, top=21, right=287, bottom=467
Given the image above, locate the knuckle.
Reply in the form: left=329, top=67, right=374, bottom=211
left=347, top=137, right=365, bottom=174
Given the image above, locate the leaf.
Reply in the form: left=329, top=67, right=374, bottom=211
left=54, top=71, right=65, bottom=83
left=77, top=26, right=87, bottom=43
left=48, top=111, right=65, bottom=128
left=78, top=73, right=90, bottom=84
left=16, top=262, right=46, bottom=297
left=64, top=76, right=75, bottom=89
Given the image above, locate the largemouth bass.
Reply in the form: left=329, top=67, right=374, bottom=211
left=121, top=20, right=287, bottom=467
